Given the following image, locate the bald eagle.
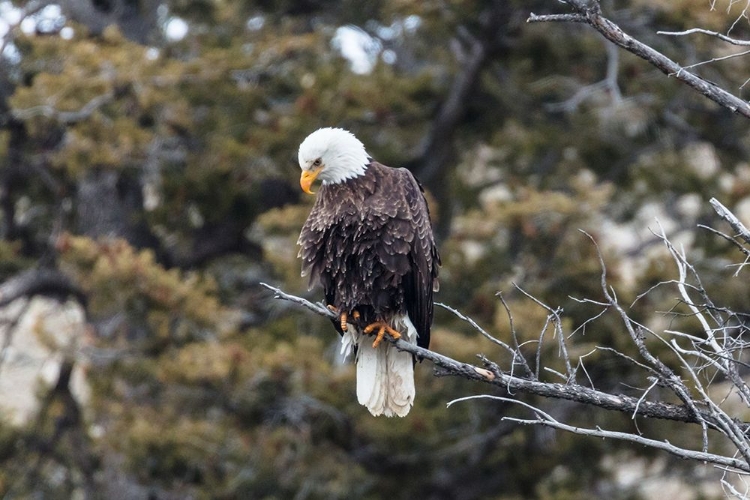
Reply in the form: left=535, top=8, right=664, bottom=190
left=297, top=128, right=440, bottom=417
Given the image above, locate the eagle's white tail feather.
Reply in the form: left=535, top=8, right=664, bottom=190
left=340, top=328, right=357, bottom=359
left=356, top=338, right=389, bottom=414
left=344, top=315, right=417, bottom=417
left=382, top=342, right=415, bottom=415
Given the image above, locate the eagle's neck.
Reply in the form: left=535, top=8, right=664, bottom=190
left=318, top=162, right=378, bottom=207
left=321, top=153, right=371, bottom=185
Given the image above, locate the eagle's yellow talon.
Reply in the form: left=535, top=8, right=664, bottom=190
left=387, top=326, right=401, bottom=340
left=340, top=311, right=348, bottom=332
left=327, top=305, right=350, bottom=332
left=363, top=321, right=402, bottom=348
left=372, top=326, right=386, bottom=348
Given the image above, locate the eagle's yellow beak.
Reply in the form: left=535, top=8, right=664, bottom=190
left=300, top=166, right=323, bottom=194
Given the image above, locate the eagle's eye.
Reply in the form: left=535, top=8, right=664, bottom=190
left=313, top=158, right=322, bottom=167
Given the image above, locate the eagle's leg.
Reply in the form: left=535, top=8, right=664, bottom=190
left=327, top=305, right=360, bottom=332
left=340, top=311, right=348, bottom=332
left=363, top=321, right=402, bottom=348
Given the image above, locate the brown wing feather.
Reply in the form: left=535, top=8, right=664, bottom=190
left=392, top=166, right=440, bottom=350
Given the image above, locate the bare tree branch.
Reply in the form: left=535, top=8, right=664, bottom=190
left=710, top=197, right=750, bottom=245
left=436, top=301, right=518, bottom=360
left=0, top=268, right=87, bottom=309
left=699, top=224, right=750, bottom=259
left=260, top=282, right=336, bottom=319
left=260, top=284, right=750, bottom=432
left=529, top=1, right=750, bottom=118
left=449, top=395, right=750, bottom=472
left=657, top=28, right=750, bottom=46
left=681, top=49, right=750, bottom=72
left=11, top=93, right=114, bottom=125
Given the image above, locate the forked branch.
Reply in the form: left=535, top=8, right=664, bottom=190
left=528, top=1, right=750, bottom=118
left=260, top=281, right=750, bottom=432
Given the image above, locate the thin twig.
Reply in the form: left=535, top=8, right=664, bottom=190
left=260, top=283, right=336, bottom=319
left=436, top=302, right=516, bottom=357
left=497, top=291, right=534, bottom=378
left=698, top=224, right=750, bottom=259
left=658, top=28, right=750, bottom=46
left=451, top=395, right=750, bottom=472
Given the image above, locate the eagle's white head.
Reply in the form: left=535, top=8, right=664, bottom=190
left=298, top=127, right=370, bottom=194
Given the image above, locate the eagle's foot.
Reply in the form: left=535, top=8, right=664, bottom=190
left=363, top=321, right=402, bottom=348
left=327, top=305, right=360, bottom=332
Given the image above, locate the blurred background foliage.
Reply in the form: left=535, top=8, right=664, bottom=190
left=1, top=0, right=750, bottom=498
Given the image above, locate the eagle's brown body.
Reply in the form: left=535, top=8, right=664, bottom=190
left=298, top=161, right=440, bottom=353
left=297, top=127, right=439, bottom=417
